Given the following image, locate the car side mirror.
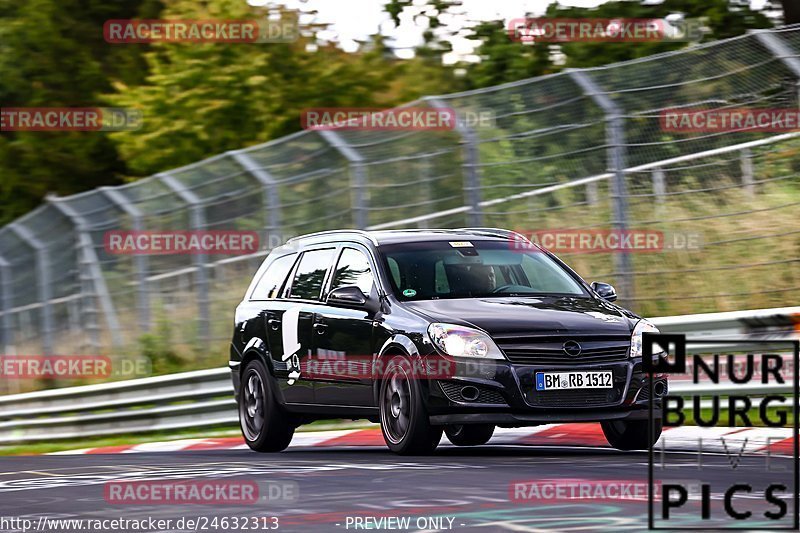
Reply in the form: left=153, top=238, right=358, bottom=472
left=327, top=285, right=368, bottom=308
left=591, top=281, right=617, bottom=302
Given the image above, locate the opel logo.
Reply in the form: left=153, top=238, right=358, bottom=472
left=563, top=340, right=582, bottom=357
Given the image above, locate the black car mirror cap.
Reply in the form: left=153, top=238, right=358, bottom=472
left=327, top=285, right=369, bottom=308
left=591, top=281, right=618, bottom=302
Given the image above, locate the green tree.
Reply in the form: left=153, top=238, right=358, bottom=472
left=458, top=0, right=777, bottom=88
left=0, top=0, right=160, bottom=224
left=547, top=0, right=774, bottom=69
left=459, top=20, right=554, bottom=90
left=107, top=0, right=402, bottom=175
left=382, top=0, right=462, bottom=98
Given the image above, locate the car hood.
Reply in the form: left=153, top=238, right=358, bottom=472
left=402, top=296, right=637, bottom=336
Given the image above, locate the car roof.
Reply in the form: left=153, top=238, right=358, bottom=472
left=282, top=228, right=529, bottom=248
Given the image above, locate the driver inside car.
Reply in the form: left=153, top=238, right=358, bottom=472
left=469, top=264, right=497, bottom=293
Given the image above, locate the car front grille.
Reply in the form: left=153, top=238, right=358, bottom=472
left=493, top=334, right=630, bottom=365
left=638, top=385, right=650, bottom=402
left=439, top=381, right=506, bottom=405
left=529, top=386, right=623, bottom=408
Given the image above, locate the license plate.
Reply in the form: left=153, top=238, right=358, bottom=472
left=535, top=371, right=613, bottom=391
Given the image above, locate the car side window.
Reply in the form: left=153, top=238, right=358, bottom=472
left=331, top=248, right=374, bottom=294
left=287, top=248, right=335, bottom=300
left=520, top=253, right=579, bottom=293
left=250, top=253, right=297, bottom=300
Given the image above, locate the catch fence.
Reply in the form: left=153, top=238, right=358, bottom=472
left=0, top=26, right=798, bottom=392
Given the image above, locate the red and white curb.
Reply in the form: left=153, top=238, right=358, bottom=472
left=48, top=424, right=794, bottom=456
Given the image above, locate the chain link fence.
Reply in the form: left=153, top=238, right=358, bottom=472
left=1, top=26, right=798, bottom=390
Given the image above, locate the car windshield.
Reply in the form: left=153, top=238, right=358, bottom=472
left=379, top=240, right=587, bottom=300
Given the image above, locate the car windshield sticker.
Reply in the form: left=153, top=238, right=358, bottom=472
left=281, top=306, right=302, bottom=385
left=402, top=288, right=417, bottom=297
left=448, top=241, right=473, bottom=247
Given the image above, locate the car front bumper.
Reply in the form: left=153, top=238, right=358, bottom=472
left=425, top=356, right=666, bottom=426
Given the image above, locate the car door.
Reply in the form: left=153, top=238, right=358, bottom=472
left=268, top=247, right=337, bottom=404
left=312, top=245, right=378, bottom=407
left=238, top=251, right=296, bottom=391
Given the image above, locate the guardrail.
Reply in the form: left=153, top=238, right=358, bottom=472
left=0, top=306, right=797, bottom=444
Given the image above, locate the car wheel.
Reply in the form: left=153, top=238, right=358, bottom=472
left=601, top=419, right=662, bottom=451
left=445, top=424, right=495, bottom=446
left=379, top=355, right=443, bottom=455
left=239, top=359, right=295, bottom=452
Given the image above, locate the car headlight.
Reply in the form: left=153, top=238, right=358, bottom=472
left=427, top=323, right=505, bottom=359
left=630, top=319, right=663, bottom=359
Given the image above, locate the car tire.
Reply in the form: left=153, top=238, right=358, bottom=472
left=601, top=419, right=662, bottom=451
left=239, top=359, right=295, bottom=452
left=445, top=424, right=495, bottom=446
left=379, top=355, right=443, bottom=455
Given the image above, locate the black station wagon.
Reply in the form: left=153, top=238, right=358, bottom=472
left=230, top=228, right=666, bottom=454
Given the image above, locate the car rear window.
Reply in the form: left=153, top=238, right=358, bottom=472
left=250, top=253, right=297, bottom=300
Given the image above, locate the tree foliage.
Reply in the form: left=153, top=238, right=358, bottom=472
left=0, top=0, right=788, bottom=225
left=0, top=0, right=159, bottom=223
left=458, top=0, right=777, bottom=90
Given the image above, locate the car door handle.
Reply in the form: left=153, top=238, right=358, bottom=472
left=268, top=319, right=281, bottom=331
left=313, top=322, right=327, bottom=334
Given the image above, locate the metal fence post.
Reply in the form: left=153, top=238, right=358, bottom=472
left=8, top=223, right=54, bottom=355
left=318, top=130, right=367, bottom=229
left=653, top=168, right=666, bottom=203
left=427, top=97, right=483, bottom=226
left=228, top=150, right=282, bottom=238
left=100, top=186, right=150, bottom=332
left=570, top=70, right=634, bottom=306
left=740, top=148, right=755, bottom=197
left=158, top=172, right=210, bottom=342
left=752, top=30, right=800, bottom=103
left=47, top=195, right=121, bottom=349
left=0, top=254, right=12, bottom=354
left=418, top=157, right=432, bottom=228
left=586, top=181, right=598, bottom=206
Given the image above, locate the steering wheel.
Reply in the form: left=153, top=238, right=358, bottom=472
left=492, top=284, right=519, bottom=293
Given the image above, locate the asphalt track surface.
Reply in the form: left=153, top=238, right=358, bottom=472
left=0, top=443, right=796, bottom=533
